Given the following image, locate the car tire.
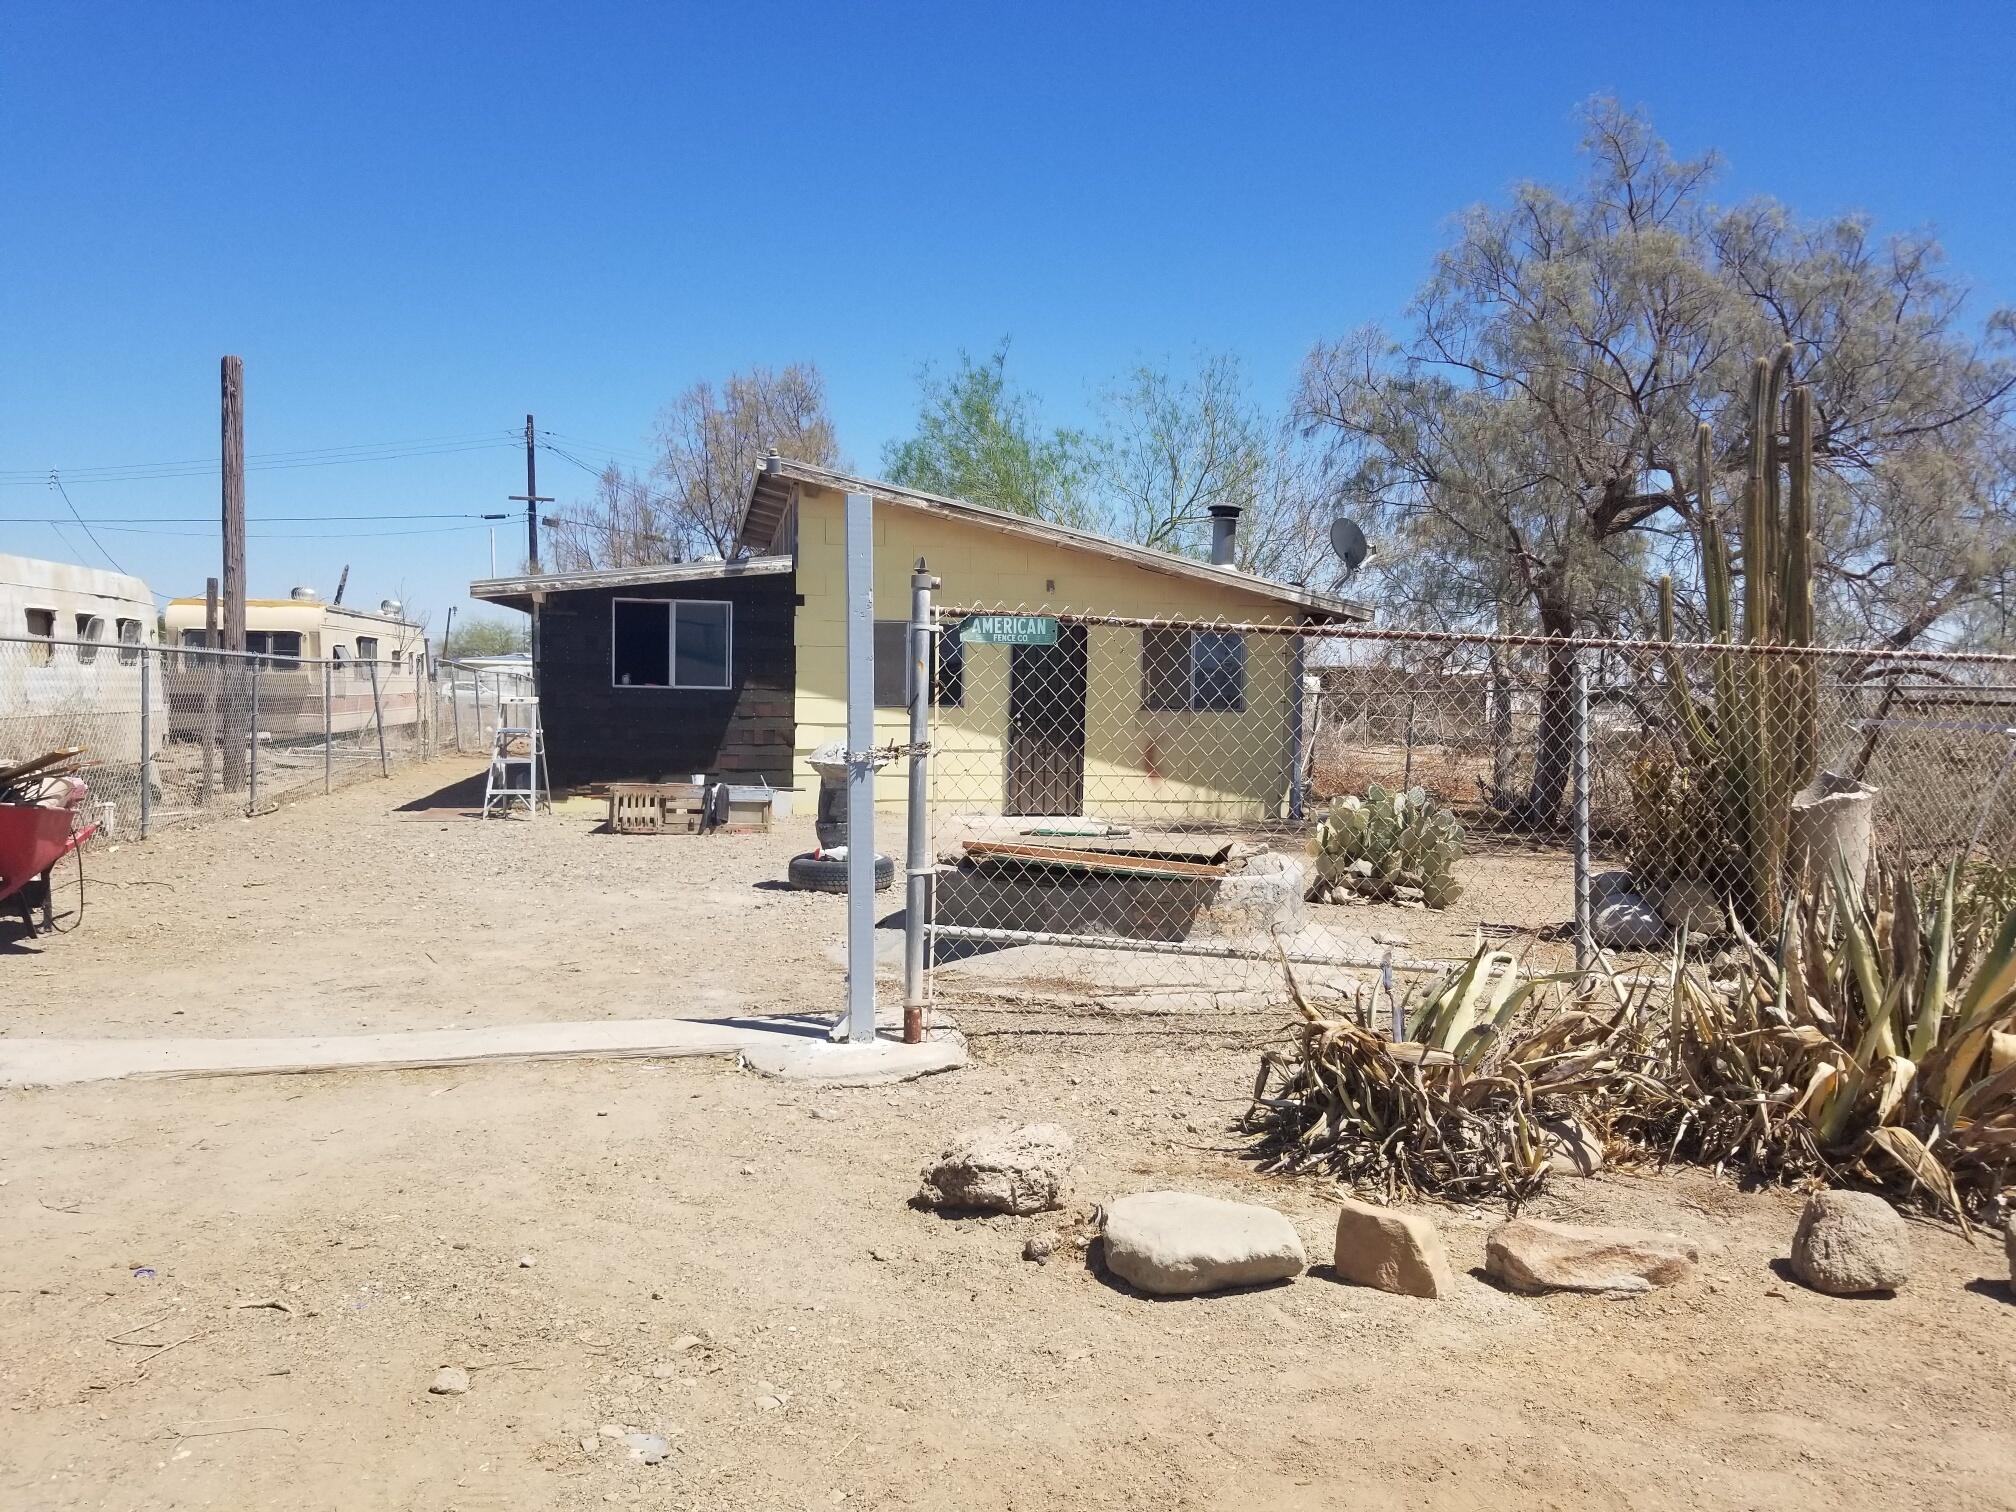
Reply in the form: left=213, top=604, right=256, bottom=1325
left=787, top=851, right=896, bottom=893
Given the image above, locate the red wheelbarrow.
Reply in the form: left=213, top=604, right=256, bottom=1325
left=0, top=803, right=98, bottom=936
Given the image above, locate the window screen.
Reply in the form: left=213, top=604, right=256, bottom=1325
left=1141, top=628, right=1246, bottom=712
left=116, top=618, right=142, bottom=664
left=875, top=619, right=962, bottom=708
left=1193, top=631, right=1246, bottom=712
left=75, top=614, right=104, bottom=664
left=673, top=601, right=731, bottom=688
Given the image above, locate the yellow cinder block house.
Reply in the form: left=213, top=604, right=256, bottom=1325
left=471, top=458, right=1368, bottom=820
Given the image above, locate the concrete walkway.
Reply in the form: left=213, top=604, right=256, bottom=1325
left=0, top=1015, right=966, bottom=1089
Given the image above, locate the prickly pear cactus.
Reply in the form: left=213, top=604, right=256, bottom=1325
left=1311, top=783, right=1464, bottom=909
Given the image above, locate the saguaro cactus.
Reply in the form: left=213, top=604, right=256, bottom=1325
left=1655, top=344, right=1820, bottom=932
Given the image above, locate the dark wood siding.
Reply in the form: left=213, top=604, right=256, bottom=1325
left=532, top=569, right=795, bottom=788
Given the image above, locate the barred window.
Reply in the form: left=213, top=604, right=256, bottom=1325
left=1142, top=628, right=1245, bottom=713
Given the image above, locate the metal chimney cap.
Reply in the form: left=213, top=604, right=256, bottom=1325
left=1206, top=503, right=1244, bottom=520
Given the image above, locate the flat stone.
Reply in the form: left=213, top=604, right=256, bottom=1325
left=429, top=1366, right=470, bottom=1395
left=740, top=1031, right=967, bottom=1086
left=1790, top=1191, right=1910, bottom=1295
left=1485, top=1219, right=1698, bottom=1294
left=917, top=1124, right=1074, bottom=1215
left=1102, top=1191, right=1306, bottom=1296
left=624, top=1432, right=670, bottom=1464
left=1331, top=1199, right=1454, bottom=1299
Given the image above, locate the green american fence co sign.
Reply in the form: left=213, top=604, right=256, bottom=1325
left=958, top=613, right=1060, bottom=647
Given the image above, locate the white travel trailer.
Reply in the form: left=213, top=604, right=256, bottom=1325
left=0, top=554, right=166, bottom=829
left=161, top=588, right=426, bottom=739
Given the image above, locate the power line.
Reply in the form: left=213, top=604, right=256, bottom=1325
left=0, top=431, right=520, bottom=486
left=48, top=472, right=123, bottom=573
left=0, top=511, right=508, bottom=525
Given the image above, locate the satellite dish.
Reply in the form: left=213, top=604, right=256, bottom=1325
left=1329, top=516, right=1371, bottom=582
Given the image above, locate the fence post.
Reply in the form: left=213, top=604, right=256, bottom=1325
left=248, top=655, right=261, bottom=814
left=368, top=657, right=389, bottom=777
left=451, top=662, right=462, bottom=751
left=1288, top=631, right=1307, bottom=823
left=903, top=558, right=939, bottom=1043
left=416, top=653, right=427, bottom=761
left=843, top=489, right=878, bottom=1045
left=1572, top=651, right=1593, bottom=973
left=322, top=657, right=334, bottom=794
left=138, top=644, right=152, bottom=839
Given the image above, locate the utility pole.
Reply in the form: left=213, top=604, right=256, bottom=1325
left=221, top=356, right=247, bottom=793
left=508, top=414, right=552, bottom=573
left=508, top=413, right=553, bottom=692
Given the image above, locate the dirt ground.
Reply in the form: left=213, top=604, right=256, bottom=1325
left=4, top=759, right=2013, bottom=1511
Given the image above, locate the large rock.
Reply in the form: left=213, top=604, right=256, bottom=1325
left=1594, top=892, right=1668, bottom=951
left=1540, top=1116, right=1605, bottom=1178
left=917, top=1124, right=1074, bottom=1215
left=1485, top=1219, right=1698, bottom=1294
left=1102, top=1191, right=1306, bottom=1296
left=1790, top=1190, right=1910, bottom=1295
left=1653, top=878, right=1724, bottom=936
left=1331, top=1198, right=1453, bottom=1299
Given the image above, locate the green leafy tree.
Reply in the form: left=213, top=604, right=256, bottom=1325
left=882, top=344, right=1097, bottom=526
left=447, top=614, right=529, bottom=658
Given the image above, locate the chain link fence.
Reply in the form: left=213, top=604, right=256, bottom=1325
left=0, top=634, right=533, bottom=844
left=920, top=604, right=2016, bottom=1005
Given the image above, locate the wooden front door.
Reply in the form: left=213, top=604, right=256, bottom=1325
left=1005, top=624, right=1087, bottom=816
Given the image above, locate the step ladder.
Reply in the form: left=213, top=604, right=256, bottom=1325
left=482, top=696, right=551, bottom=818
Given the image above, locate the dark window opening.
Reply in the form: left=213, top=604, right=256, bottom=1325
left=116, top=618, right=142, bottom=664
left=25, top=608, right=55, bottom=666
left=613, top=600, right=672, bottom=687
left=355, top=635, right=380, bottom=663
left=75, top=613, right=104, bottom=664
left=1142, top=627, right=1189, bottom=711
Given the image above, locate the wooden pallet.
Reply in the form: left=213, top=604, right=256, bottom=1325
left=607, top=782, right=772, bottom=835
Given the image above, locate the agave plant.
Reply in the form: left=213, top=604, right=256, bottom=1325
left=1310, top=782, right=1464, bottom=909
left=1658, top=859, right=2016, bottom=1224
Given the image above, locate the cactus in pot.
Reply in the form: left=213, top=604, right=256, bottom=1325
left=1311, top=782, right=1464, bottom=909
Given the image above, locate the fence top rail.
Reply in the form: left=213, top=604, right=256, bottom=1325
left=0, top=632, right=430, bottom=668
left=929, top=605, right=2016, bottom=669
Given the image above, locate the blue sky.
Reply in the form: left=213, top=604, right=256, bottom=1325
left=4, top=1, right=2011, bottom=634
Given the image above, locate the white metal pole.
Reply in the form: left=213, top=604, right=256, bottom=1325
left=138, top=645, right=152, bottom=839
left=902, top=558, right=938, bottom=1041
left=843, top=490, right=877, bottom=1045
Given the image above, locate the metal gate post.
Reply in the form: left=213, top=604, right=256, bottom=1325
left=368, top=657, right=389, bottom=777
left=451, top=662, right=462, bottom=751
left=843, top=490, right=878, bottom=1045
left=323, top=657, right=334, bottom=794
left=1572, top=651, right=1593, bottom=973
left=138, top=645, right=152, bottom=839
left=248, top=655, right=261, bottom=813
left=416, top=653, right=428, bottom=760
left=902, top=558, right=939, bottom=1043
left=1288, top=630, right=1307, bottom=823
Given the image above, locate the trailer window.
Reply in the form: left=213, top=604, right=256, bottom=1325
left=74, top=614, right=105, bottom=665
left=116, top=618, right=143, bottom=665
left=246, top=630, right=302, bottom=671
left=355, top=635, right=379, bottom=663
left=25, top=608, right=55, bottom=666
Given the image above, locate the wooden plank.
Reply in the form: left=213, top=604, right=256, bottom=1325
left=963, top=841, right=1226, bottom=880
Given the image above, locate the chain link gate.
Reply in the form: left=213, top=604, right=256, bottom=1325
left=913, top=602, right=2016, bottom=1012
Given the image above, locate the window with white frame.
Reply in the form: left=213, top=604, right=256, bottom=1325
left=74, top=613, right=105, bottom=664
left=611, top=598, right=732, bottom=689
left=116, top=617, right=143, bottom=665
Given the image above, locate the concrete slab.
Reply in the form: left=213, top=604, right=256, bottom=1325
left=739, top=1030, right=968, bottom=1086
left=0, top=1015, right=925, bottom=1090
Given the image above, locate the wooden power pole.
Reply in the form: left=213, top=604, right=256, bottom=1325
left=221, top=355, right=247, bottom=792
left=507, top=413, right=552, bottom=693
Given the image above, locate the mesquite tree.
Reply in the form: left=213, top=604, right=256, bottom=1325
left=1297, top=99, right=2015, bottom=823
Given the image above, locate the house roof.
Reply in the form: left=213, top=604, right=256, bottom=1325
left=740, top=458, right=1372, bottom=623
left=469, top=553, right=793, bottom=612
